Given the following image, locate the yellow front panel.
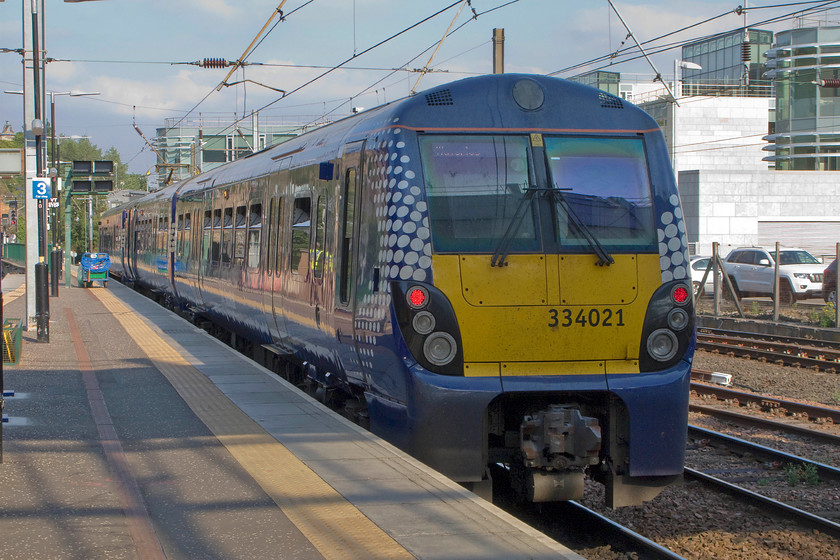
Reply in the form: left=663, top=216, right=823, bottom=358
left=501, top=361, right=605, bottom=377
left=432, top=254, right=662, bottom=374
left=464, top=362, right=500, bottom=377
left=558, top=254, right=639, bottom=305
left=459, top=254, right=548, bottom=306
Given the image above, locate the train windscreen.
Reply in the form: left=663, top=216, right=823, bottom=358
left=544, top=136, right=656, bottom=252
left=420, top=135, right=540, bottom=253
left=420, top=134, right=657, bottom=254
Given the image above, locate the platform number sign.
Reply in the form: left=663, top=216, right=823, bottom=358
left=32, top=177, right=51, bottom=200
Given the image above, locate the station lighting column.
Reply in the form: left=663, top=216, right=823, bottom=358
left=6, top=0, right=106, bottom=335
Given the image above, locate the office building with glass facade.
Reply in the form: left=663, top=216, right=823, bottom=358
left=567, top=71, right=620, bottom=96
left=764, top=25, right=840, bottom=170
left=154, top=115, right=301, bottom=184
left=680, top=29, right=774, bottom=96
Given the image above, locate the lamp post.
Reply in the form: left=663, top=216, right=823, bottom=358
left=48, top=91, right=99, bottom=296
left=671, top=60, right=703, bottom=172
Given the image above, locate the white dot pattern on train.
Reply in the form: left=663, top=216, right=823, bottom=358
left=658, top=194, right=690, bottom=283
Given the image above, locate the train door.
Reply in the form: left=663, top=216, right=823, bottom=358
left=196, top=191, right=214, bottom=305
left=127, top=207, right=138, bottom=282
left=269, top=160, right=291, bottom=342
left=333, top=141, right=365, bottom=384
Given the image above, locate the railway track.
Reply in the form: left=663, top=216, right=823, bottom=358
left=684, top=467, right=840, bottom=539
left=696, top=328, right=840, bottom=371
left=691, top=368, right=840, bottom=424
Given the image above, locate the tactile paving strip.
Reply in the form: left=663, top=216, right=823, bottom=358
left=93, top=287, right=414, bottom=560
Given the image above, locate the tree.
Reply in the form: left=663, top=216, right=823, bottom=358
left=0, top=130, right=25, bottom=240
left=1, top=130, right=146, bottom=250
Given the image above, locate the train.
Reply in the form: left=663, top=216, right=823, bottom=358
left=99, top=74, right=695, bottom=507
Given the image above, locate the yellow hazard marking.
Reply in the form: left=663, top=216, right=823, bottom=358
left=3, top=284, right=26, bottom=303
left=93, top=288, right=414, bottom=560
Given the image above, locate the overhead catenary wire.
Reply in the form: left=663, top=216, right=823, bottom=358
left=550, top=0, right=840, bottom=78
left=204, top=1, right=469, bottom=143
left=410, top=0, right=475, bottom=94
left=287, top=0, right=511, bottom=134
left=216, top=1, right=289, bottom=91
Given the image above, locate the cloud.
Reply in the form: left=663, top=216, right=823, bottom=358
left=82, top=70, right=222, bottom=119
left=182, top=0, right=238, bottom=19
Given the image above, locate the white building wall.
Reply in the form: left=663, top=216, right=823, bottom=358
left=678, top=169, right=840, bottom=258
left=672, top=97, right=771, bottom=174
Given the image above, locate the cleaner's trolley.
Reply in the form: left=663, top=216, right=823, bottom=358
left=78, top=252, right=110, bottom=288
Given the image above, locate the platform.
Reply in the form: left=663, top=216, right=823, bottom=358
left=0, top=272, right=582, bottom=560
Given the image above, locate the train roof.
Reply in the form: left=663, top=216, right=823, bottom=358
left=131, top=74, right=660, bottom=202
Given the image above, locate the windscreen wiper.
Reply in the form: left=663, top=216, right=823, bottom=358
left=550, top=189, right=614, bottom=267
left=491, top=186, right=543, bottom=267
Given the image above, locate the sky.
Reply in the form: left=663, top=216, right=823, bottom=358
left=1, top=0, right=837, bottom=176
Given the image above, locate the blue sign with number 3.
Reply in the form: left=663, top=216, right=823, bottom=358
left=32, top=177, right=50, bottom=199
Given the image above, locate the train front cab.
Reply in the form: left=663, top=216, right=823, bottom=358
left=390, top=130, right=694, bottom=507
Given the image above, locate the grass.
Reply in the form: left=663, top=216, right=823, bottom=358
left=783, top=462, right=820, bottom=486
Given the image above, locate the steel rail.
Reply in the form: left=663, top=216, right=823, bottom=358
left=690, top=371, right=840, bottom=424
left=698, top=326, right=840, bottom=350
left=684, top=467, right=840, bottom=539
left=696, top=329, right=840, bottom=371
left=689, top=403, right=840, bottom=445
left=559, top=501, right=687, bottom=560
left=688, top=425, right=840, bottom=482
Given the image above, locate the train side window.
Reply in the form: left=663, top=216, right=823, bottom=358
left=212, top=208, right=222, bottom=264
left=313, top=196, right=327, bottom=278
left=247, top=203, right=261, bottom=270
left=290, top=197, right=311, bottom=275
left=339, top=168, right=357, bottom=305
left=183, top=213, right=191, bottom=262
left=234, top=205, right=247, bottom=266
left=266, top=198, right=275, bottom=275
left=176, top=214, right=183, bottom=259
left=274, top=197, right=284, bottom=276
left=164, top=216, right=169, bottom=253
left=222, top=207, right=233, bottom=265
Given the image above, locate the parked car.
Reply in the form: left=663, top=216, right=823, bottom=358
left=689, top=256, right=718, bottom=297
left=722, top=247, right=824, bottom=305
left=823, top=259, right=837, bottom=304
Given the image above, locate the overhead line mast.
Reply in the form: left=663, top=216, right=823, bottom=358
left=606, top=0, right=679, bottom=104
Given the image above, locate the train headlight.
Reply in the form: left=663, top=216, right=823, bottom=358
left=647, top=329, right=678, bottom=362
left=412, top=311, right=436, bottom=335
left=424, top=332, right=457, bottom=366
left=667, top=308, right=689, bottom=331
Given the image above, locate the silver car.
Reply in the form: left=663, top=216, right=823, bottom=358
left=722, top=247, right=824, bottom=304
left=689, top=256, right=718, bottom=297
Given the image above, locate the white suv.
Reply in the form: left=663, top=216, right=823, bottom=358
left=722, top=247, right=824, bottom=304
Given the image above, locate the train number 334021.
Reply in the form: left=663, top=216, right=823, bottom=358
left=548, top=308, right=626, bottom=328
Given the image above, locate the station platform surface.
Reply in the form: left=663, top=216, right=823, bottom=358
left=0, top=272, right=583, bottom=560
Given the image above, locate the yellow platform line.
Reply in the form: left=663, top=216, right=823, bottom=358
left=3, top=283, right=26, bottom=303
left=93, top=288, right=414, bottom=560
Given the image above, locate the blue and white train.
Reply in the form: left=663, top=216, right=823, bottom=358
left=100, top=74, right=695, bottom=506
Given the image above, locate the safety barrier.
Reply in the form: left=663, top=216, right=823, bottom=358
left=2, top=318, right=22, bottom=366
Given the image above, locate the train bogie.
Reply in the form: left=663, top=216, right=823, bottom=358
left=100, top=74, right=695, bottom=507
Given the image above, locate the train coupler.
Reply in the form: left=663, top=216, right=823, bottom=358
left=520, top=405, right=601, bottom=470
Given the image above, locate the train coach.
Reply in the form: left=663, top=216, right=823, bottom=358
left=100, top=73, right=695, bottom=507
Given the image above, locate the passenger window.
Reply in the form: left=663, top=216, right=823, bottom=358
left=182, top=213, right=191, bottom=262
left=274, top=197, right=284, bottom=276
left=234, top=205, right=247, bottom=266
left=313, top=196, right=327, bottom=278
left=290, top=197, right=311, bottom=275
left=247, top=203, right=261, bottom=269
left=222, top=207, right=233, bottom=265
left=339, top=168, right=357, bottom=304
left=266, top=198, right=275, bottom=275
left=212, top=209, right=222, bottom=264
